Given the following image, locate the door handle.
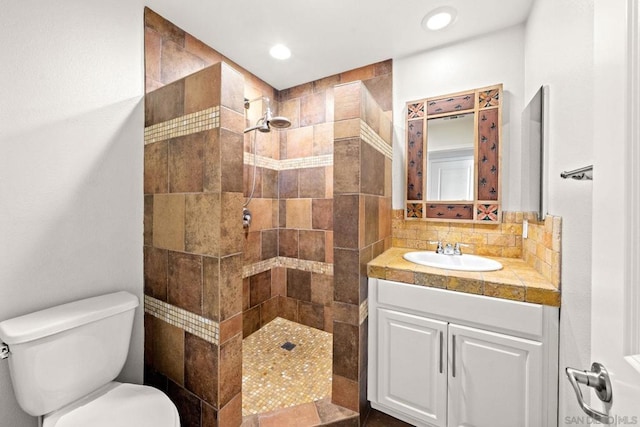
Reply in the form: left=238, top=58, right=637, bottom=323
left=439, top=331, right=443, bottom=374
left=451, top=334, right=456, bottom=378
left=565, top=362, right=613, bottom=424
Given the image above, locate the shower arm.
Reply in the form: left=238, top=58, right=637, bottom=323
left=244, top=96, right=271, bottom=110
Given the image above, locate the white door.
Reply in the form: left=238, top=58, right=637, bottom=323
left=377, top=308, right=448, bottom=427
left=447, top=324, right=542, bottom=427
left=427, top=151, right=474, bottom=201
left=583, top=0, right=640, bottom=424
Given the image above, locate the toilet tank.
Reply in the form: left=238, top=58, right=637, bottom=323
left=0, top=291, right=139, bottom=416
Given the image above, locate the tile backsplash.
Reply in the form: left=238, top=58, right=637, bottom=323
left=392, top=210, right=561, bottom=287
left=521, top=213, right=561, bottom=287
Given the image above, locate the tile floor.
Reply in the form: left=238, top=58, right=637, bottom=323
left=241, top=317, right=413, bottom=427
left=242, top=317, right=333, bottom=416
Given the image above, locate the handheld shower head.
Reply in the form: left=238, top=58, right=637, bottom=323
left=243, top=119, right=270, bottom=133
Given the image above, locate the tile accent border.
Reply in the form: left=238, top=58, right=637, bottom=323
left=244, top=154, right=281, bottom=170
left=278, top=155, right=333, bottom=170
left=144, top=106, right=220, bottom=145
left=245, top=153, right=333, bottom=171
left=243, top=256, right=334, bottom=278
left=144, top=295, right=220, bottom=345
left=361, top=120, right=393, bottom=160
left=359, top=299, right=368, bottom=325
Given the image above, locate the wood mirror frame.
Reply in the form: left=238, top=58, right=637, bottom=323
left=405, top=83, right=503, bottom=222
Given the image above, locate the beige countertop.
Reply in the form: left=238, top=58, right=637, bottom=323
left=367, top=247, right=560, bottom=307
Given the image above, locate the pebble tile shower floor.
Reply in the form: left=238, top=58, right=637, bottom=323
left=242, top=317, right=333, bottom=416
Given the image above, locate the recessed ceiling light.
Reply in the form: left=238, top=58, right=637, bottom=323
left=422, top=7, right=457, bottom=31
left=269, top=44, right=291, bottom=60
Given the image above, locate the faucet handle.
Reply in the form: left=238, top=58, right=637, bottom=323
left=453, top=242, right=469, bottom=255
left=428, top=241, right=444, bottom=254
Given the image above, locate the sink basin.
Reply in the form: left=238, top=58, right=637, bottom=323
left=403, top=251, right=503, bottom=272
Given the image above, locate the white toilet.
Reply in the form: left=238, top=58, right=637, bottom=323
left=0, top=291, right=180, bottom=427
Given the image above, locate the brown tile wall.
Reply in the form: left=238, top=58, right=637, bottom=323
left=248, top=61, right=393, bottom=341
left=145, top=9, right=245, bottom=427
left=332, top=81, right=393, bottom=421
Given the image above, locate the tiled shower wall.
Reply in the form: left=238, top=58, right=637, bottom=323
left=144, top=62, right=245, bottom=426
left=332, top=81, right=393, bottom=417
left=242, top=62, right=393, bottom=338
left=242, top=80, right=336, bottom=336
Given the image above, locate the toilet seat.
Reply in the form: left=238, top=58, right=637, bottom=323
left=42, top=382, right=180, bottom=427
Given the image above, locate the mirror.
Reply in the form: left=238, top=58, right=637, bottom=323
left=427, top=113, right=475, bottom=201
left=405, top=84, right=503, bottom=222
left=521, top=85, right=549, bottom=220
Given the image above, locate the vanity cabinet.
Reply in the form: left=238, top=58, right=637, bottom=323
left=377, top=308, right=448, bottom=426
left=368, top=278, right=559, bottom=427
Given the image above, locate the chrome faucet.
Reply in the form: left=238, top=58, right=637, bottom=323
left=443, top=243, right=455, bottom=255
left=454, top=243, right=462, bottom=255
left=431, top=241, right=467, bottom=255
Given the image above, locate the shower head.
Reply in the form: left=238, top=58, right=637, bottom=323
left=243, top=97, right=291, bottom=133
left=263, top=106, right=291, bottom=129
left=268, top=115, right=292, bottom=129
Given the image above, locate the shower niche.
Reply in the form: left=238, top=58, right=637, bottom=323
left=405, top=84, right=503, bottom=222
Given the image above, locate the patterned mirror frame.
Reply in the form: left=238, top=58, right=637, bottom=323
left=405, top=84, right=503, bottom=223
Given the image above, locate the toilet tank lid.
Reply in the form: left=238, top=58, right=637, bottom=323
left=0, top=291, right=139, bottom=345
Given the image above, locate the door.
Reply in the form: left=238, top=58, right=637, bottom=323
left=377, top=308, right=448, bottom=427
left=447, top=324, right=542, bottom=427
left=585, top=0, right=640, bottom=423
left=427, top=150, right=474, bottom=201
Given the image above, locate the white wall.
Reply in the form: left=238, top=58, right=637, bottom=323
left=392, top=25, right=526, bottom=211
left=524, top=0, right=594, bottom=422
left=0, top=1, right=144, bottom=425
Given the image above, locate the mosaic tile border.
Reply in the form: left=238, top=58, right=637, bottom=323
left=279, top=155, right=333, bottom=170
left=144, top=295, right=219, bottom=345
left=361, top=120, right=393, bottom=160
left=359, top=299, right=368, bottom=325
left=144, top=106, right=220, bottom=145
left=243, top=256, right=334, bottom=279
left=278, top=256, right=334, bottom=275
left=244, top=153, right=333, bottom=171
left=244, top=154, right=281, bottom=170
left=243, top=257, right=278, bottom=278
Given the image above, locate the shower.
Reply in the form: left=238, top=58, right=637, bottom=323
left=243, top=96, right=291, bottom=133
left=243, top=97, right=291, bottom=226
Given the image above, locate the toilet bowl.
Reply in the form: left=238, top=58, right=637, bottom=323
left=43, top=382, right=179, bottom=427
left=0, top=291, right=180, bottom=427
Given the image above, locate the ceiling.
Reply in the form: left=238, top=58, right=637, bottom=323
left=147, top=0, right=535, bottom=90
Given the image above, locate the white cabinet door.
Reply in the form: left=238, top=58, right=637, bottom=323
left=378, top=308, right=448, bottom=427
left=447, top=324, right=543, bottom=427
left=427, top=155, right=474, bottom=201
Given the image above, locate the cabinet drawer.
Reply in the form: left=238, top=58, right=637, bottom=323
left=374, top=279, right=545, bottom=338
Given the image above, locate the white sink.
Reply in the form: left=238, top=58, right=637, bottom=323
left=403, top=251, right=503, bottom=272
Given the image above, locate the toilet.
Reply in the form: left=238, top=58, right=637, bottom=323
left=0, top=291, right=180, bottom=427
